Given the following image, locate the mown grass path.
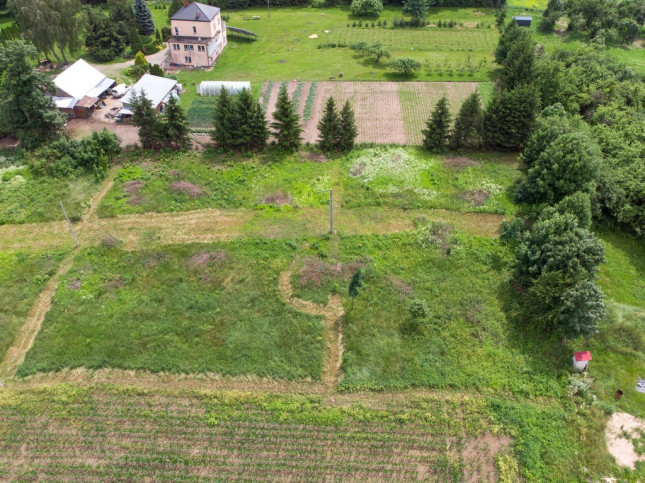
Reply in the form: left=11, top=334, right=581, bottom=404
left=279, top=269, right=344, bottom=391
left=0, top=172, right=115, bottom=380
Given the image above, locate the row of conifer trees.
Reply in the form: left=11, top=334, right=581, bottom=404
left=212, top=85, right=358, bottom=153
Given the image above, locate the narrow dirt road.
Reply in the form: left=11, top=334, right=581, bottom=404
left=91, top=48, right=170, bottom=79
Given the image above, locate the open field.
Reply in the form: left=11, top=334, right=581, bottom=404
left=0, top=164, right=100, bottom=225
left=0, top=251, right=63, bottom=362
left=17, top=241, right=324, bottom=379
left=97, top=149, right=518, bottom=218
left=0, top=384, right=520, bottom=481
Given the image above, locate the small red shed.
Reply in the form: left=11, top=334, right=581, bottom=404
left=573, top=351, right=592, bottom=372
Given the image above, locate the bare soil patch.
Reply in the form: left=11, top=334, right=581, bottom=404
left=303, top=82, right=407, bottom=144
left=606, top=412, right=645, bottom=469
left=462, top=433, right=512, bottom=483
left=123, top=180, right=144, bottom=205
left=67, top=279, right=81, bottom=290
left=444, top=156, right=481, bottom=168
left=66, top=118, right=140, bottom=146
left=461, top=189, right=490, bottom=206
left=262, top=191, right=292, bottom=206
left=298, top=256, right=363, bottom=288
left=169, top=181, right=204, bottom=198
left=187, top=250, right=227, bottom=268
left=305, top=152, right=328, bottom=163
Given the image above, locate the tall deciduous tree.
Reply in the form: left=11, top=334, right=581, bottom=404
left=338, top=101, right=358, bottom=152
left=11, top=0, right=62, bottom=63
left=388, top=57, right=421, bottom=76
left=317, top=97, right=340, bottom=152
left=520, top=132, right=600, bottom=205
left=422, top=96, right=451, bottom=153
left=212, top=87, right=235, bottom=149
left=134, top=0, right=155, bottom=36
left=271, top=84, right=302, bottom=152
left=51, top=0, right=85, bottom=64
left=0, top=40, right=66, bottom=148
left=449, top=91, right=483, bottom=150
left=403, top=0, right=427, bottom=26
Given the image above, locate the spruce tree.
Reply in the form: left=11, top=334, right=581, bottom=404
left=129, top=28, right=143, bottom=55
left=271, top=84, right=302, bottom=152
left=338, top=101, right=358, bottom=151
left=212, top=87, right=235, bottom=149
left=422, top=96, right=451, bottom=153
left=483, top=85, right=539, bottom=150
left=134, top=0, right=155, bottom=36
left=250, top=102, right=269, bottom=150
left=233, top=88, right=257, bottom=150
left=130, top=89, right=159, bottom=149
left=317, top=97, right=340, bottom=152
left=500, top=35, right=535, bottom=90
left=161, top=94, right=190, bottom=149
left=450, top=91, right=483, bottom=150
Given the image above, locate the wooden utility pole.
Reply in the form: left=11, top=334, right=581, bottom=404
left=60, top=202, right=79, bottom=248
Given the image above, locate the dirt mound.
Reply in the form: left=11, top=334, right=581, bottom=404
left=444, top=156, right=480, bottom=168
left=123, top=180, right=144, bottom=195
left=298, top=257, right=364, bottom=288
left=461, top=189, right=490, bottom=206
left=305, top=152, right=329, bottom=163
left=187, top=250, right=227, bottom=268
left=67, top=279, right=81, bottom=290
left=391, top=278, right=414, bottom=296
left=263, top=192, right=292, bottom=206
left=169, top=181, right=204, bottom=198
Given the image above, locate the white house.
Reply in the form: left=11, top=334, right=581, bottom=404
left=120, top=74, right=180, bottom=114
left=52, top=59, right=115, bottom=118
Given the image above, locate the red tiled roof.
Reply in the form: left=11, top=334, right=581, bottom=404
left=574, top=351, right=592, bottom=362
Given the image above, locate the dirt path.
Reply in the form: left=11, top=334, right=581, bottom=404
left=0, top=207, right=504, bottom=253
left=0, top=172, right=116, bottom=380
left=279, top=270, right=344, bottom=390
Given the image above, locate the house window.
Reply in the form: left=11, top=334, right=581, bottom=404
left=184, top=44, right=194, bottom=51
left=185, top=56, right=192, bottom=63
left=174, top=27, right=178, bottom=35
left=198, top=45, right=205, bottom=52
left=172, top=44, right=180, bottom=50
left=193, top=26, right=197, bottom=33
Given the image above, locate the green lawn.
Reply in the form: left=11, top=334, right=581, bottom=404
left=0, top=251, right=63, bottom=362
left=0, top=162, right=100, bottom=225
left=17, top=241, right=324, bottom=378
left=0, top=9, right=14, bottom=28
left=168, top=5, right=499, bottom=98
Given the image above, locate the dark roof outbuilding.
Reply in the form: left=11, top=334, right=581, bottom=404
left=171, top=2, right=219, bottom=22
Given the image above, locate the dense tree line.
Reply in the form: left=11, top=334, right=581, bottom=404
left=542, top=0, right=645, bottom=44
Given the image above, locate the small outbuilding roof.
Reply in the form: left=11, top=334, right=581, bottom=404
left=54, top=59, right=114, bottom=100
left=574, top=351, right=592, bottom=362
left=121, top=74, right=178, bottom=110
left=52, top=96, right=77, bottom=109
left=171, top=2, right=219, bottom=22
left=513, top=16, right=533, bottom=21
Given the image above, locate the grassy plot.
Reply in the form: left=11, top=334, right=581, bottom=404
left=0, top=164, right=100, bottom=225
left=98, top=151, right=335, bottom=217
left=341, top=147, right=519, bottom=214
left=568, top=231, right=645, bottom=418
left=169, top=6, right=499, bottom=93
left=17, top=240, right=324, bottom=378
left=0, top=251, right=63, bottom=362
left=336, top=230, right=566, bottom=395
left=186, top=96, right=219, bottom=128
left=0, top=384, right=511, bottom=480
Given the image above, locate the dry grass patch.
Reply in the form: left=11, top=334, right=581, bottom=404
left=187, top=250, right=228, bottom=268
left=444, top=155, right=481, bottom=168
left=461, top=189, right=491, bottom=206
left=262, top=191, right=292, bottom=206
left=297, top=256, right=364, bottom=289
